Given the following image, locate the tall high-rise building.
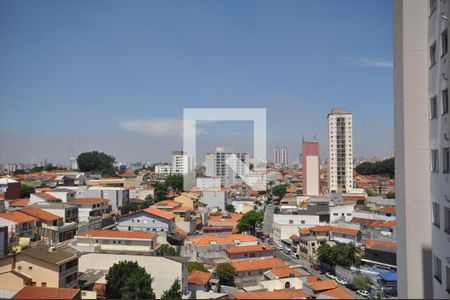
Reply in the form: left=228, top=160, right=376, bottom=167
left=273, top=146, right=288, bottom=166
left=394, top=1, right=449, bottom=298
left=302, top=138, right=320, bottom=196
left=205, top=147, right=249, bottom=187
left=327, top=108, right=353, bottom=193
left=171, top=151, right=188, bottom=175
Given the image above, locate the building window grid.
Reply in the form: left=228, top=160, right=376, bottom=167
left=443, top=148, right=450, bottom=173
left=431, top=96, right=438, bottom=119
left=433, top=202, right=441, bottom=228
left=434, top=255, right=442, bottom=284
left=442, top=89, right=449, bottom=115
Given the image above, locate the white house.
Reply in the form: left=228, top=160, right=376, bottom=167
left=329, top=204, right=355, bottom=223
left=117, top=207, right=176, bottom=237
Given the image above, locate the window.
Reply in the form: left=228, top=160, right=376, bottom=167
left=17, top=266, right=22, bottom=270
left=433, top=202, right=440, bottom=227
left=442, top=29, right=448, bottom=56
left=285, top=282, right=291, bottom=289
left=289, top=220, right=293, bottom=224
left=430, top=42, right=437, bottom=67
left=432, top=149, right=439, bottom=172
left=431, top=96, right=438, bottom=119
left=445, top=206, right=450, bottom=234
left=443, top=148, right=450, bottom=173
left=434, top=255, right=442, bottom=283
left=28, top=266, right=32, bottom=270
left=443, top=89, right=449, bottom=114
left=41, top=282, right=47, bottom=287
left=430, top=0, right=437, bottom=16
left=446, top=265, right=450, bottom=293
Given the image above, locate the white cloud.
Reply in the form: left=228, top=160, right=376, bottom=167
left=343, top=57, right=393, bottom=69
left=119, top=118, right=207, bottom=137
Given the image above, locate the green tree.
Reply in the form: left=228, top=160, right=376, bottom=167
left=355, top=158, right=395, bottom=178
left=237, top=211, right=263, bottom=235
left=216, top=263, right=235, bottom=285
left=366, top=189, right=374, bottom=196
left=157, top=244, right=179, bottom=256
left=274, top=206, right=280, bottom=214
left=271, top=185, right=287, bottom=198
left=165, top=175, right=184, bottom=193
left=77, top=151, right=116, bottom=176
left=317, top=243, right=336, bottom=267
left=120, top=203, right=138, bottom=215
left=13, top=169, right=26, bottom=175
left=20, top=184, right=35, bottom=198
left=154, top=182, right=168, bottom=201
left=161, top=279, right=182, bottom=299
left=317, top=243, right=360, bottom=268
left=353, top=274, right=372, bottom=291
left=105, top=260, right=155, bottom=299
left=225, top=204, right=235, bottom=213
left=386, top=191, right=395, bottom=199
left=120, top=266, right=156, bottom=299
left=188, top=262, right=208, bottom=272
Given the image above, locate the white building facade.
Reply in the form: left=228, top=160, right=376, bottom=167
left=327, top=108, right=353, bottom=193
left=205, top=147, right=250, bottom=187
left=394, top=1, right=450, bottom=298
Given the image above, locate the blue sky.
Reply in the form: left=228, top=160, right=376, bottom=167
left=0, top=0, right=393, bottom=165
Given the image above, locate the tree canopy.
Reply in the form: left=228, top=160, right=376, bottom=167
left=77, top=151, right=116, bottom=177
left=317, top=243, right=360, bottom=268
left=105, top=260, right=155, bottom=299
left=161, top=279, right=182, bottom=299
left=353, top=274, right=372, bottom=291
left=153, top=175, right=184, bottom=201
left=216, top=263, right=235, bottom=285
left=188, top=262, right=208, bottom=273
left=355, top=157, right=394, bottom=178
left=157, top=244, right=180, bottom=256
left=271, top=184, right=287, bottom=198
left=237, top=211, right=263, bottom=235
left=20, top=184, right=35, bottom=198
left=225, top=204, right=235, bottom=213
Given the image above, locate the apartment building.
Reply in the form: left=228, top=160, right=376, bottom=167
left=327, top=108, right=353, bottom=193
left=274, top=147, right=288, bottom=166
left=117, top=207, right=176, bottom=236
left=205, top=147, right=250, bottom=187
left=394, top=0, right=450, bottom=298
left=0, top=211, right=37, bottom=238
left=14, top=246, right=79, bottom=288
left=302, top=138, right=320, bottom=196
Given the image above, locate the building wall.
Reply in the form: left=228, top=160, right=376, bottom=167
left=302, top=140, right=320, bottom=196
left=329, top=205, right=354, bottom=223
left=15, top=255, right=60, bottom=287
left=393, top=0, right=434, bottom=298
left=75, top=237, right=153, bottom=252
left=117, top=211, right=175, bottom=235
left=202, top=191, right=226, bottom=211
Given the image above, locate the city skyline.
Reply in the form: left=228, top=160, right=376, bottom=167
left=0, top=0, right=393, bottom=164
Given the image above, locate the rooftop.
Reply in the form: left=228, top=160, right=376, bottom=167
left=188, top=270, right=212, bottom=285
left=144, top=207, right=176, bottom=220
left=305, top=279, right=338, bottom=292
left=269, top=267, right=301, bottom=278
left=19, top=246, right=78, bottom=265
left=20, top=207, right=62, bottom=222
left=189, top=234, right=259, bottom=246
left=68, top=198, right=109, bottom=205
left=0, top=211, right=38, bottom=223
left=231, top=258, right=286, bottom=272
left=77, top=230, right=156, bottom=240
left=226, top=244, right=273, bottom=254
left=12, top=286, right=81, bottom=300
left=231, top=289, right=309, bottom=299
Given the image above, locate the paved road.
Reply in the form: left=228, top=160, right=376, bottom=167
left=262, top=203, right=274, bottom=234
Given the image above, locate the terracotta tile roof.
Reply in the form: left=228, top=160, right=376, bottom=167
left=342, top=195, right=366, bottom=201
left=283, top=193, right=297, bottom=199
left=0, top=211, right=37, bottom=223
left=309, top=225, right=333, bottom=232
left=155, top=200, right=180, bottom=208
left=305, top=279, right=338, bottom=292
left=176, top=228, right=188, bottom=236
left=69, top=198, right=109, bottom=205
left=143, top=207, right=176, bottom=220
left=270, top=267, right=300, bottom=278
left=173, top=206, right=191, bottom=212
left=189, top=234, right=259, bottom=246
left=306, top=275, right=319, bottom=283
left=77, top=230, right=156, bottom=239
left=188, top=270, right=212, bottom=285
left=231, top=289, right=309, bottom=299
left=34, top=192, right=58, bottom=201
left=226, top=244, right=273, bottom=254
left=20, top=207, right=62, bottom=222
left=378, top=206, right=396, bottom=214
left=318, top=286, right=355, bottom=299
left=231, top=258, right=286, bottom=272
left=299, top=229, right=311, bottom=235
left=289, top=234, right=299, bottom=240
left=36, top=187, right=52, bottom=193
left=366, top=239, right=396, bottom=249
left=371, top=219, right=396, bottom=228
left=331, top=227, right=360, bottom=236
left=208, top=213, right=242, bottom=224
left=12, top=286, right=81, bottom=299
left=8, top=199, right=29, bottom=207
left=350, top=217, right=376, bottom=225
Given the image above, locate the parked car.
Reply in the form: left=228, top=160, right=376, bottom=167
left=276, top=245, right=284, bottom=250
left=335, top=278, right=348, bottom=285
left=357, top=290, right=370, bottom=298
left=312, top=263, right=321, bottom=270
left=291, top=252, right=299, bottom=259
left=326, top=272, right=337, bottom=280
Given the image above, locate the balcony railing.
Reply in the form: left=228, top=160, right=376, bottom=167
left=61, top=278, right=78, bottom=288
left=60, top=265, right=78, bottom=277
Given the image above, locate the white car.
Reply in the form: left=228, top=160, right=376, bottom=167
left=291, top=252, right=299, bottom=259
left=357, top=290, right=370, bottom=298
left=335, top=278, right=348, bottom=285
left=325, top=272, right=337, bottom=280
